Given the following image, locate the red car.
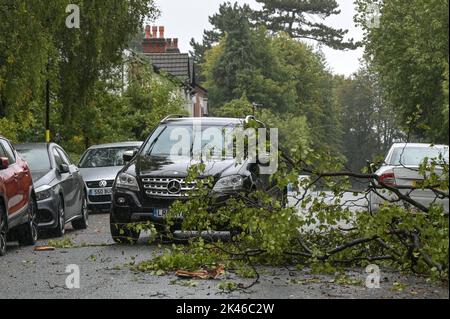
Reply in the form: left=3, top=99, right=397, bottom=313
left=0, top=135, right=38, bottom=256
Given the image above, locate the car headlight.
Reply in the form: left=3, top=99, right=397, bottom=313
left=116, top=173, right=139, bottom=191
left=213, top=175, right=244, bottom=192
left=35, top=185, right=52, bottom=201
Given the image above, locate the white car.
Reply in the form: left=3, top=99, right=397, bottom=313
left=369, top=143, right=449, bottom=213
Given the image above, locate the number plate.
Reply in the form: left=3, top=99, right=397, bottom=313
left=89, top=188, right=112, bottom=196
left=154, top=208, right=169, bottom=217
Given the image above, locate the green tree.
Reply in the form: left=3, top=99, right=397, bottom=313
left=203, top=26, right=343, bottom=152
left=336, top=65, right=402, bottom=173
left=0, top=0, right=158, bottom=148
left=55, top=0, right=158, bottom=147
left=202, top=5, right=294, bottom=115
left=213, top=95, right=255, bottom=118
left=355, top=0, right=449, bottom=143
left=272, top=34, right=343, bottom=151
left=123, top=55, right=188, bottom=141
left=189, top=2, right=255, bottom=84
left=254, top=0, right=358, bottom=50
left=0, top=1, right=54, bottom=141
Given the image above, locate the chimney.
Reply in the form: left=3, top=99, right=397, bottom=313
left=144, top=25, right=151, bottom=39
left=165, top=37, right=180, bottom=53
left=142, top=26, right=180, bottom=54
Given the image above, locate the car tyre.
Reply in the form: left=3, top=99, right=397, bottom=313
left=110, top=213, right=140, bottom=244
left=0, top=206, right=7, bottom=256
left=72, top=192, right=89, bottom=230
left=17, top=196, right=38, bottom=246
left=51, top=197, right=66, bottom=238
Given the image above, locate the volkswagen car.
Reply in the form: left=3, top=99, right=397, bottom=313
left=15, top=143, right=88, bottom=237
left=78, top=142, right=143, bottom=212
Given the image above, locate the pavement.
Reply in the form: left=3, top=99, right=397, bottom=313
left=0, top=213, right=448, bottom=299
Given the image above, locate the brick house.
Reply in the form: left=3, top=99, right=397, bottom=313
left=141, top=25, right=208, bottom=117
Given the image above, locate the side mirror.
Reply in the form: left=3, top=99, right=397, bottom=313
left=257, top=154, right=271, bottom=167
left=123, top=150, right=137, bottom=162
left=0, top=157, right=9, bottom=170
left=59, top=163, right=70, bottom=174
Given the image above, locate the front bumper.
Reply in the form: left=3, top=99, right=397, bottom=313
left=86, top=186, right=113, bottom=211
left=36, top=193, right=59, bottom=229
left=111, top=187, right=235, bottom=227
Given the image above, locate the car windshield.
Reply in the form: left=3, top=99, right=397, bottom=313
left=79, top=147, right=139, bottom=168
left=17, top=148, right=51, bottom=171
left=142, top=124, right=237, bottom=159
left=390, top=147, right=449, bottom=166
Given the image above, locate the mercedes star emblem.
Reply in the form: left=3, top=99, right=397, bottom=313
left=98, top=180, right=107, bottom=188
left=167, top=180, right=182, bottom=194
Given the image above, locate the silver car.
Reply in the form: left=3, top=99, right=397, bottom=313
left=79, top=142, right=143, bottom=211
left=369, top=143, right=449, bottom=213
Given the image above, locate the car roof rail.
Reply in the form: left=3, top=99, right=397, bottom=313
left=244, top=115, right=256, bottom=123
left=160, top=114, right=188, bottom=123
left=244, top=115, right=266, bottom=128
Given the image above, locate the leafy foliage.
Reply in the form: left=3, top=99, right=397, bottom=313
left=0, top=0, right=165, bottom=153
left=336, top=65, right=404, bottom=173
left=254, top=0, right=358, bottom=50
left=355, top=0, right=449, bottom=143
left=190, top=0, right=358, bottom=84
left=203, top=25, right=342, bottom=152
left=132, top=148, right=448, bottom=284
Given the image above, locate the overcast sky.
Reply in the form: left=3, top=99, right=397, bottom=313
left=153, top=0, right=364, bottom=76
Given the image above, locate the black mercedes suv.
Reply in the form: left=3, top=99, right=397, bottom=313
left=110, top=115, right=276, bottom=243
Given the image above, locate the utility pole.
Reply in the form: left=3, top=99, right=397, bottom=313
left=45, top=66, right=50, bottom=143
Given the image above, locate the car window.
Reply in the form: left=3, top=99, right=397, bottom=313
left=53, top=148, right=64, bottom=167
left=0, top=141, right=8, bottom=159
left=142, top=124, right=237, bottom=159
left=16, top=148, right=51, bottom=171
left=390, top=147, right=449, bottom=166
left=0, top=139, right=16, bottom=164
left=56, top=148, right=71, bottom=165
left=79, top=147, right=139, bottom=168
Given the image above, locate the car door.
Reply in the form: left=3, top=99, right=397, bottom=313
left=57, top=147, right=83, bottom=215
left=0, top=139, right=24, bottom=220
left=52, top=147, right=77, bottom=219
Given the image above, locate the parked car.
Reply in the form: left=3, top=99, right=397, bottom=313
left=110, top=116, right=280, bottom=243
left=78, top=142, right=143, bottom=212
left=0, top=136, right=38, bottom=256
left=15, top=143, right=88, bottom=237
left=369, top=143, right=449, bottom=213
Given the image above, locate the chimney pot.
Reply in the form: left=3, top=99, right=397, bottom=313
left=173, top=38, right=178, bottom=48
left=159, top=26, right=165, bottom=39
left=152, top=26, right=158, bottom=38
left=144, top=25, right=151, bottom=39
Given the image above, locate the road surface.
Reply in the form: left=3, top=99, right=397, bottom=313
left=0, top=213, right=447, bottom=299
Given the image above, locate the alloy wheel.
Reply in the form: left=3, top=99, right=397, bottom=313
left=0, top=214, right=6, bottom=255
left=29, top=200, right=38, bottom=242
left=58, top=201, right=65, bottom=236
left=82, top=195, right=88, bottom=226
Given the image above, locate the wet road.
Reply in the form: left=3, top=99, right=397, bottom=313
left=0, top=213, right=448, bottom=299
